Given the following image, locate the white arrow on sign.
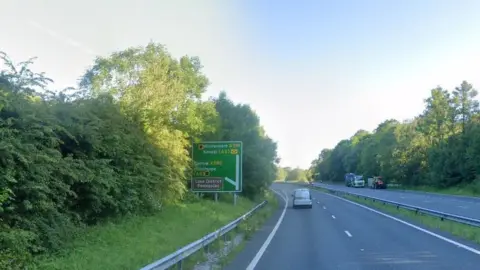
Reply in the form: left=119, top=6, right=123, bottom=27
left=224, top=154, right=240, bottom=191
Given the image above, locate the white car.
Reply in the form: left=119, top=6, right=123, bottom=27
left=292, top=188, right=313, bottom=209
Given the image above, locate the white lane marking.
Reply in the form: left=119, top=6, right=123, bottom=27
left=321, top=192, right=480, bottom=255
left=246, top=189, right=288, bottom=270
left=323, top=206, right=326, bottom=209
left=345, top=230, right=352, bottom=237
left=332, top=215, right=336, bottom=219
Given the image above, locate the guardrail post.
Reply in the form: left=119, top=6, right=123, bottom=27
left=177, top=259, right=183, bottom=270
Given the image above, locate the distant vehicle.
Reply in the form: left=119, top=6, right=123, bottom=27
left=351, top=175, right=365, bottom=188
left=292, top=188, right=313, bottom=209
left=345, top=173, right=364, bottom=187
left=345, top=173, right=356, bottom=187
left=368, top=176, right=387, bottom=189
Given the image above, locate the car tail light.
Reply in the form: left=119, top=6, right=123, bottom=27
left=378, top=181, right=383, bottom=184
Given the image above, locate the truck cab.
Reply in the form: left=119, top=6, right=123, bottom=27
left=352, top=175, right=365, bottom=188
left=345, top=173, right=355, bottom=187
left=368, top=176, right=387, bottom=189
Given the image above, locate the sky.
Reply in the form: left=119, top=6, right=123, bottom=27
left=1, top=0, right=480, bottom=169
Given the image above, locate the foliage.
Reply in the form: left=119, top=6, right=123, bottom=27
left=276, top=167, right=288, bottom=180
left=0, top=43, right=278, bottom=268
left=275, top=166, right=308, bottom=181
left=206, top=92, right=279, bottom=199
left=310, top=81, right=480, bottom=192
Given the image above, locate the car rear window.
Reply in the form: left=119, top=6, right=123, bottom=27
left=295, top=190, right=310, bottom=199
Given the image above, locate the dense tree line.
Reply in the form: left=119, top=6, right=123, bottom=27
left=309, top=81, right=480, bottom=193
left=276, top=167, right=309, bottom=182
left=0, top=43, right=278, bottom=268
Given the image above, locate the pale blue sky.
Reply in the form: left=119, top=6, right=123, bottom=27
left=1, top=0, right=479, bottom=169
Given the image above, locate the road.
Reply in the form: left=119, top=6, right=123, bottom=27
left=313, top=182, right=480, bottom=220
left=226, top=183, right=480, bottom=270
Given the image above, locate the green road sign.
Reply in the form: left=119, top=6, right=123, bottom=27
left=191, top=141, right=243, bottom=193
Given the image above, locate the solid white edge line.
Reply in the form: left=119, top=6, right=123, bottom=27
left=321, top=191, right=480, bottom=255
left=344, top=230, right=352, bottom=237
left=246, top=189, right=288, bottom=270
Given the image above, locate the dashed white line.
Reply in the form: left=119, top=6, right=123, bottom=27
left=345, top=230, right=352, bottom=237
left=321, top=191, right=480, bottom=255
left=246, top=189, right=288, bottom=270
left=331, top=215, right=336, bottom=219
left=323, top=206, right=326, bottom=209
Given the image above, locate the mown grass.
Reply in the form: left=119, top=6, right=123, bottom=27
left=213, top=190, right=279, bottom=269
left=178, top=190, right=279, bottom=269
left=313, top=187, right=480, bottom=245
left=30, top=192, right=274, bottom=270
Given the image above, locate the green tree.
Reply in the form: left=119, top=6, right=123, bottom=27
left=0, top=43, right=279, bottom=267
left=207, top=91, right=279, bottom=199
left=78, top=43, right=219, bottom=203
left=285, top=167, right=308, bottom=181
left=310, top=81, right=480, bottom=192
left=276, top=167, right=288, bottom=180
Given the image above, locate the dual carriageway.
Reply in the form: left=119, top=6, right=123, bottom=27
left=225, top=182, right=480, bottom=270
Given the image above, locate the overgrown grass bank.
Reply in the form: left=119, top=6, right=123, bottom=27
left=0, top=49, right=281, bottom=269
left=313, top=187, right=480, bottom=245
left=30, top=193, right=272, bottom=270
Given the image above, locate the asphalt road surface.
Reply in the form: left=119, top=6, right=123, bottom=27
left=226, top=183, right=480, bottom=270
left=313, top=182, right=480, bottom=220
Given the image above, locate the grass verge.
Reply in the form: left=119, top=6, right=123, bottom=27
left=313, top=187, right=480, bottom=245
left=314, top=180, right=480, bottom=198
left=29, top=192, right=274, bottom=270
left=179, top=190, right=279, bottom=269
left=216, top=190, right=278, bottom=268
left=389, top=183, right=480, bottom=197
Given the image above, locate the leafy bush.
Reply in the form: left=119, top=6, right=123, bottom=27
left=0, top=43, right=279, bottom=267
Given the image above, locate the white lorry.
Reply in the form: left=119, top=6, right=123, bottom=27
left=351, top=175, right=365, bottom=188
